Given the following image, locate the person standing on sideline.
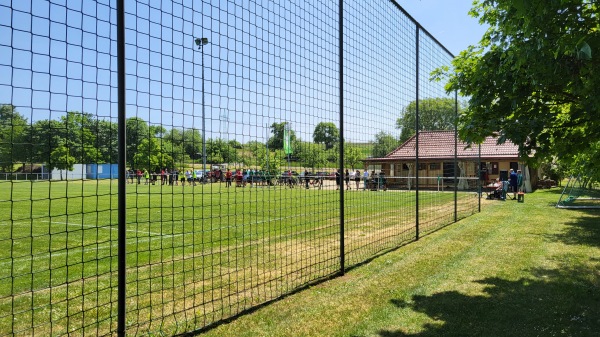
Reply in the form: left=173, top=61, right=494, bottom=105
left=304, top=169, right=310, bottom=189
left=135, top=169, right=142, bottom=184
left=185, top=169, right=191, bottom=186
left=345, top=169, right=351, bottom=190
left=143, top=169, right=150, bottom=185
left=172, top=169, right=178, bottom=186
left=509, top=168, right=518, bottom=199
left=517, top=169, right=524, bottom=192
left=363, top=170, right=369, bottom=190
left=225, top=168, right=232, bottom=187
left=354, top=170, right=360, bottom=190
left=335, top=169, right=341, bottom=190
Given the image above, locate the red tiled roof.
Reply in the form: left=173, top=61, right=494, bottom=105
left=379, top=130, right=520, bottom=160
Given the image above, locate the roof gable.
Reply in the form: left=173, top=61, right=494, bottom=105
left=384, top=130, right=520, bottom=160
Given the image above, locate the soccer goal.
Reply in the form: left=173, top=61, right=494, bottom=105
left=556, top=174, right=600, bottom=209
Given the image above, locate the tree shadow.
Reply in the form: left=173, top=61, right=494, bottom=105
left=547, top=209, right=600, bottom=248
left=381, top=264, right=600, bottom=337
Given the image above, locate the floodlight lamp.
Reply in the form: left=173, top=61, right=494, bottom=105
left=195, top=37, right=209, bottom=48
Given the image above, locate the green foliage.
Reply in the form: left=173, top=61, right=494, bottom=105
left=344, top=145, right=362, bottom=169
left=126, top=117, right=150, bottom=166
left=371, top=131, right=399, bottom=158
left=258, top=149, right=284, bottom=175
left=132, top=137, right=173, bottom=171
left=207, top=138, right=238, bottom=164
left=58, top=111, right=103, bottom=164
left=163, top=128, right=203, bottom=162
left=0, top=105, right=28, bottom=171
left=228, top=139, right=242, bottom=149
left=49, top=144, right=76, bottom=174
left=539, top=161, right=567, bottom=185
left=94, top=120, right=118, bottom=163
left=565, top=141, right=600, bottom=183
left=396, top=98, right=458, bottom=143
left=267, top=122, right=296, bottom=150
left=28, top=119, right=62, bottom=164
left=313, top=122, right=339, bottom=150
left=442, top=0, right=600, bottom=165
left=297, top=142, right=328, bottom=169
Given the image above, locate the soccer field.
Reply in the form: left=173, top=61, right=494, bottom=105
left=0, top=179, right=479, bottom=335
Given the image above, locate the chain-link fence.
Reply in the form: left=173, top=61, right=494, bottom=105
left=0, top=0, right=481, bottom=335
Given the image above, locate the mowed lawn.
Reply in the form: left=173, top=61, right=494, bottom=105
left=199, top=188, right=600, bottom=337
left=0, top=179, right=479, bottom=336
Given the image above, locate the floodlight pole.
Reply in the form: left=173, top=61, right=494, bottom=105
left=196, top=37, right=209, bottom=174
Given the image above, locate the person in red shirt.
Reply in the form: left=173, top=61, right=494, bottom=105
left=225, top=168, right=232, bottom=187
left=235, top=169, right=243, bottom=187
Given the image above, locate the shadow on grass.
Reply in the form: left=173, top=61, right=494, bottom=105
left=548, top=210, right=600, bottom=248
left=381, top=265, right=600, bottom=337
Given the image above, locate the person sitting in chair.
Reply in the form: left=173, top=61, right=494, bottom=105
left=492, top=178, right=502, bottom=199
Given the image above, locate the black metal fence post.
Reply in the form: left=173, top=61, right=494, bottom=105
left=454, top=90, right=458, bottom=222
left=338, top=0, right=345, bottom=276
left=116, top=0, right=126, bottom=335
left=479, top=144, right=482, bottom=212
left=415, top=27, right=420, bottom=241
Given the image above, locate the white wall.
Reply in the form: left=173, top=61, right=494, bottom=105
left=51, top=164, right=87, bottom=180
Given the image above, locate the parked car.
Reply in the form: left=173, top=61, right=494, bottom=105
left=194, top=169, right=211, bottom=182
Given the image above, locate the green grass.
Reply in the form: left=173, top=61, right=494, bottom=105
left=199, top=188, right=600, bottom=337
left=0, top=179, right=479, bottom=336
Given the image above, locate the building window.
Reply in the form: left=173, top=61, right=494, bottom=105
left=429, top=163, right=440, bottom=170
left=418, top=163, right=427, bottom=170
left=491, top=162, right=499, bottom=174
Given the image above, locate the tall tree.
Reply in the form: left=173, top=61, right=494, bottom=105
left=206, top=138, right=238, bottom=164
left=94, top=119, right=118, bottom=163
left=181, top=128, right=202, bottom=160
left=126, top=117, right=150, bottom=166
left=267, top=122, right=296, bottom=150
left=313, top=122, right=339, bottom=150
left=396, top=98, right=457, bottom=143
left=28, top=119, right=63, bottom=164
left=0, top=105, right=28, bottom=171
left=344, top=145, right=362, bottom=169
left=259, top=149, right=284, bottom=176
left=297, top=142, right=327, bottom=169
left=57, top=111, right=101, bottom=164
left=132, top=137, right=173, bottom=171
left=49, top=144, right=76, bottom=180
left=439, top=0, right=600, bottom=163
left=372, top=131, right=399, bottom=158
left=164, top=128, right=204, bottom=161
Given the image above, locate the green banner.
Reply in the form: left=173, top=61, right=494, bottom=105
left=283, top=128, right=292, bottom=155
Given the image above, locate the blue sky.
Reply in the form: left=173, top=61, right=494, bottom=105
left=1, top=1, right=489, bottom=145
left=396, top=0, right=489, bottom=56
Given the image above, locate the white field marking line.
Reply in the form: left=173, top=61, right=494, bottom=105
left=0, top=214, right=294, bottom=267
left=43, top=220, right=165, bottom=236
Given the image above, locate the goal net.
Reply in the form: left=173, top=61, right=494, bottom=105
left=557, top=174, right=600, bottom=209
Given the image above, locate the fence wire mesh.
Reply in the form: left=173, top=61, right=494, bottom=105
left=0, top=0, right=481, bottom=335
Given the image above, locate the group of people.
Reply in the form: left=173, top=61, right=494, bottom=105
left=490, top=168, right=523, bottom=200
left=126, top=167, right=392, bottom=191
left=126, top=168, right=182, bottom=185
left=335, top=169, right=387, bottom=191
left=126, top=168, right=213, bottom=186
